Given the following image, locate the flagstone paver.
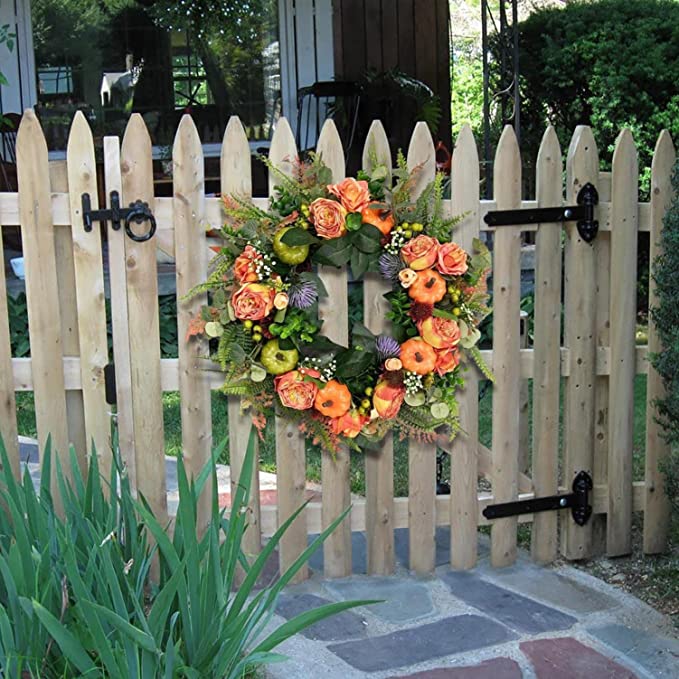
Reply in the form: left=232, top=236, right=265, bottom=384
left=388, top=657, right=523, bottom=678
left=326, top=615, right=517, bottom=672
left=441, top=571, right=577, bottom=634
left=520, top=637, right=639, bottom=678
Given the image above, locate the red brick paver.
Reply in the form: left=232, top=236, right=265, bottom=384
left=389, top=657, right=522, bottom=678
left=521, top=637, right=638, bottom=679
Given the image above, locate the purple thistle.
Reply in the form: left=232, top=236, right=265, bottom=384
left=379, top=252, right=404, bottom=282
left=376, top=334, right=401, bottom=361
left=288, top=280, right=318, bottom=309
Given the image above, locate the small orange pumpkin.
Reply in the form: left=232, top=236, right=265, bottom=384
left=314, top=379, right=352, bottom=418
left=361, top=202, right=396, bottom=236
left=408, top=269, right=447, bottom=304
left=400, top=337, right=437, bottom=375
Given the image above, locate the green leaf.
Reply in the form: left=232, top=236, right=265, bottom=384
left=432, top=308, right=459, bottom=321
left=345, top=212, right=363, bottom=231
left=352, top=223, right=383, bottom=253
left=335, top=348, right=375, bottom=378
left=313, top=236, right=353, bottom=267
left=280, top=227, right=319, bottom=246
left=350, top=249, right=371, bottom=279
left=299, top=271, right=328, bottom=297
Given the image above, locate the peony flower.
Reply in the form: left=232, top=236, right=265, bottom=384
left=373, top=379, right=405, bottom=419
left=274, top=292, right=289, bottom=310
left=330, top=409, right=370, bottom=438
left=400, top=234, right=440, bottom=270
left=434, top=347, right=460, bottom=376
left=419, top=316, right=461, bottom=349
left=437, top=242, right=468, bottom=276
left=398, top=268, right=418, bottom=288
left=231, top=283, right=275, bottom=321
left=309, top=198, right=348, bottom=239
left=275, top=369, right=319, bottom=410
left=361, top=202, right=395, bottom=236
left=233, top=245, right=261, bottom=283
left=327, top=177, right=371, bottom=213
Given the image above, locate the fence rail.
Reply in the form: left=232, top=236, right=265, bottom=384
left=0, top=109, right=674, bottom=577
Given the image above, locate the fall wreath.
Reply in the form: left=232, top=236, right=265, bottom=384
left=187, top=153, right=492, bottom=453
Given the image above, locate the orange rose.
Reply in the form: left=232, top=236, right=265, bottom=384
left=400, top=337, right=437, bottom=375
left=373, top=379, right=405, bottom=419
left=314, top=379, right=352, bottom=418
left=330, top=409, right=370, bottom=438
left=275, top=369, right=319, bottom=410
left=233, top=245, right=261, bottom=283
left=437, top=242, right=468, bottom=276
left=361, top=202, right=395, bottom=236
left=231, top=283, right=275, bottom=321
left=309, top=198, right=348, bottom=239
left=401, top=235, right=440, bottom=270
left=434, top=347, right=460, bottom=376
left=419, top=316, right=461, bottom=349
left=408, top=269, right=447, bottom=304
left=328, top=177, right=371, bottom=213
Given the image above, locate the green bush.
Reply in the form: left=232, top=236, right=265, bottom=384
left=0, top=430, right=371, bottom=677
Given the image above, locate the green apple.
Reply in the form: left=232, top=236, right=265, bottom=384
left=260, top=339, right=299, bottom=375
left=273, top=227, right=310, bottom=265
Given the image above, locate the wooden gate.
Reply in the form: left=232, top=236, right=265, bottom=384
left=0, top=109, right=675, bottom=578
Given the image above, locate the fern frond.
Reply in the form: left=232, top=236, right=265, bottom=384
left=468, top=346, right=494, bottom=382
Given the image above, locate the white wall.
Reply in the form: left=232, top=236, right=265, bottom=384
left=0, top=0, right=37, bottom=114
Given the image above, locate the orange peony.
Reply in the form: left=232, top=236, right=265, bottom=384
left=231, top=283, right=275, bottom=321
left=309, top=198, right=348, bottom=239
left=401, top=235, right=440, bottom=270
left=400, top=337, right=437, bottom=375
left=330, top=409, right=370, bottom=438
left=437, top=242, right=468, bottom=276
left=361, top=202, right=395, bottom=236
left=419, top=316, right=461, bottom=349
left=314, top=379, right=352, bottom=418
left=328, top=177, right=371, bottom=213
left=233, top=245, right=261, bottom=283
left=434, top=347, right=460, bottom=376
left=408, top=269, right=447, bottom=304
left=275, top=369, right=319, bottom=410
left=373, top=379, right=406, bottom=419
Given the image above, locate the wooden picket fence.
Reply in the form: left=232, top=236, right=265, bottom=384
left=0, top=109, right=675, bottom=579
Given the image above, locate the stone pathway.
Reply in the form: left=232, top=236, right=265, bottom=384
left=265, top=536, right=679, bottom=678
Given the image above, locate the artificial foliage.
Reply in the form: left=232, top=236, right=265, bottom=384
left=188, top=154, right=492, bottom=453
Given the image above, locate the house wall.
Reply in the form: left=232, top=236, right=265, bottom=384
left=332, top=0, right=451, bottom=149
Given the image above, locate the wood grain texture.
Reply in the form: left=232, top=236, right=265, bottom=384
left=362, top=120, right=395, bottom=575
left=643, top=130, right=675, bottom=554
left=16, top=110, right=70, bottom=496
left=120, top=115, right=167, bottom=524
left=104, top=136, right=137, bottom=490
left=563, top=126, right=599, bottom=560
left=406, top=121, right=437, bottom=574
left=530, top=126, right=563, bottom=564
left=490, top=125, right=522, bottom=568
left=449, top=124, right=481, bottom=570
left=174, top=115, right=212, bottom=533
left=66, top=112, right=111, bottom=477
left=316, top=119, right=352, bottom=578
left=222, top=116, right=262, bottom=561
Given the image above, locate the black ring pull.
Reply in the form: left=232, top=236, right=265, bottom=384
left=124, top=201, right=157, bottom=243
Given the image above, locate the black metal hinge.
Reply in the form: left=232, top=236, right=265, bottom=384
left=104, top=363, right=117, bottom=406
left=484, top=183, right=599, bottom=243
left=482, top=470, right=593, bottom=526
left=82, top=191, right=157, bottom=243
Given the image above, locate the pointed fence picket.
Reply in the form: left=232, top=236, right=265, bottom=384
left=1, top=110, right=675, bottom=579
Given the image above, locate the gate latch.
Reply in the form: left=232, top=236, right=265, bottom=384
left=82, top=191, right=157, bottom=243
left=482, top=470, right=593, bottom=526
left=484, top=183, right=599, bottom=243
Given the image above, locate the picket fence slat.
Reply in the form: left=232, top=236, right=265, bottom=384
left=174, top=115, right=212, bottom=532
left=362, top=120, right=395, bottom=576
left=643, top=130, right=676, bottom=554
left=120, top=114, right=168, bottom=525
left=489, top=126, right=522, bottom=568
left=406, top=122, right=437, bottom=574
left=607, top=130, right=639, bottom=557
left=531, top=126, right=563, bottom=564
left=105, top=136, right=137, bottom=489
left=316, top=119, right=352, bottom=578
left=269, top=118, right=308, bottom=583
left=449, top=123, right=481, bottom=570
left=17, top=110, right=70, bottom=496
left=222, top=116, right=262, bottom=562
left=563, top=126, right=599, bottom=560
left=66, top=112, right=111, bottom=477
